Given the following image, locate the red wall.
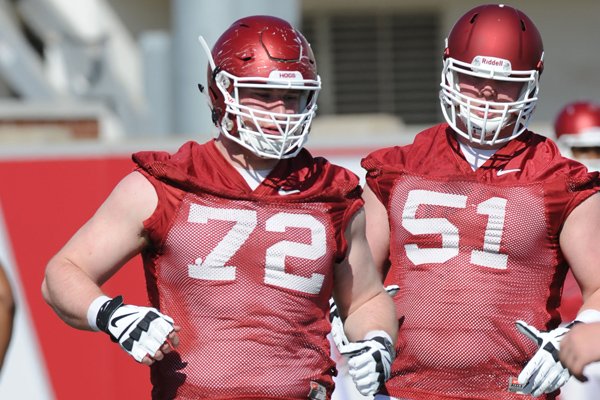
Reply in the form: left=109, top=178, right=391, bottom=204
left=0, top=156, right=151, bottom=399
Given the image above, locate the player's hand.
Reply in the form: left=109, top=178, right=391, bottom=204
left=96, top=296, right=179, bottom=365
left=559, top=322, right=599, bottom=382
left=515, top=320, right=573, bottom=397
left=329, top=285, right=399, bottom=351
left=339, top=333, right=395, bottom=396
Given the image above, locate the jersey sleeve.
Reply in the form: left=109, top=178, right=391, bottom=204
left=361, top=146, right=405, bottom=207
left=337, top=196, right=364, bottom=263
left=327, top=163, right=364, bottom=263
left=564, top=166, right=600, bottom=216
left=545, top=160, right=600, bottom=230
left=135, top=168, right=186, bottom=250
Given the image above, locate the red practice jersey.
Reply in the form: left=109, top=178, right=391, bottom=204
left=362, top=124, right=600, bottom=400
left=132, top=140, right=363, bottom=400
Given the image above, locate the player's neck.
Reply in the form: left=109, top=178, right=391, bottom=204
left=214, top=136, right=279, bottom=172
left=455, top=134, right=504, bottom=151
left=458, top=140, right=498, bottom=170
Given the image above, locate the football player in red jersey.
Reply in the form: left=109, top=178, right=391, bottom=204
left=0, top=262, right=14, bottom=372
left=553, top=100, right=600, bottom=400
left=358, top=4, right=600, bottom=400
left=41, top=16, right=398, bottom=399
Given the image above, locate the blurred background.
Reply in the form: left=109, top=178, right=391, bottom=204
left=0, top=0, right=597, bottom=398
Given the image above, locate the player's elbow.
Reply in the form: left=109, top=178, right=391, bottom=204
left=41, top=262, right=57, bottom=307
left=41, top=257, right=72, bottom=311
left=41, top=277, right=50, bottom=305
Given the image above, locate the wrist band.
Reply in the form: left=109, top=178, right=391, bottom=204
left=364, top=329, right=393, bottom=343
left=575, top=309, right=600, bottom=324
left=364, top=329, right=396, bottom=358
left=87, top=295, right=111, bottom=331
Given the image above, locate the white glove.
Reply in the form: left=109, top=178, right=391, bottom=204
left=514, top=320, right=576, bottom=397
left=329, top=284, right=399, bottom=351
left=339, top=331, right=395, bottom=396
left=95, top=296, right=175, bottom=362
left=384, top=284, right=400, bottom=297
left=328, top=297, right=349, bottom=349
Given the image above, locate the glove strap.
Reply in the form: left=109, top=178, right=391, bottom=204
left=565, top=320, right=582, bottom=329
left=96, top=295, right=125, bottom=340
left=86, top=295, right=111, bottom=331
left=364, top=330, right=396, bottom=359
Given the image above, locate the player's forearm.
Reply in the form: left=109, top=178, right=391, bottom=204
left=343, top=290, right=398, bottom=344
left=42, top=257, right=104, bottom=330
left=0, top=291, right=15, bottom=369
left=579, top=287, right=600, bottom=316
left=572, top=323, right=600, bottom=363
left=0, top=268, right=15, bottom=370
left=0, top=310, right=13, bottom=369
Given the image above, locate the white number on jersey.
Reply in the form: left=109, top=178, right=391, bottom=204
left=186, top=204, right=326, bottom=294
left=402, top=189, right=508, bottom=269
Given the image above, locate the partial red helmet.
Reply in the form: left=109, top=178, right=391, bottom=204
left=554, top=101, right=600, bottom=147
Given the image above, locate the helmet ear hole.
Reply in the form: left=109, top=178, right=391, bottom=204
left=218, top=74, right=231, bottom=90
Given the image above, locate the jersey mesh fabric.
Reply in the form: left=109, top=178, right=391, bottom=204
left=362, top=125, right=600, bottom=400
left=148, top=192, right=338, bottom=399
left=132, top=141, right=363, bottom=399
left=385, top=174, right=554, bottom=399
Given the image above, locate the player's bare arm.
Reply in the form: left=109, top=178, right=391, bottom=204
left=331, top=207, right=398, bottom=395
left=42, top=171, right=180, bottom=365
left=0, top=264, right=14, bottom=370
left=560, top=192, right=600, bottom=311
left=362, top=185, right=391, bottom=279
left=332, top=208, right=397, bottom=342
left=42, top=171, right=155, bottom=328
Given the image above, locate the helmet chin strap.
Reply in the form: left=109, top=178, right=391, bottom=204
left=457, top=103, right=520, bottom=146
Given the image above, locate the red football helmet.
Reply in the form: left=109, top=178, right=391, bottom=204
left=440, top=4, right=544, bottom=146
left=554, top=101, right=600, bottom=170
left=199, top=15, right=321, bottom=159
left=554, top=101, right=600, bottom=169
left=554, top=101, right=600, bottom=146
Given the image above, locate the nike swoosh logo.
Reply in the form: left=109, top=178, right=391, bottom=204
left=111, top=312, right=137, bottom=328
left=116, top=320, right=138, bottom=342
left=497, top=168, right=521, bottom=176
